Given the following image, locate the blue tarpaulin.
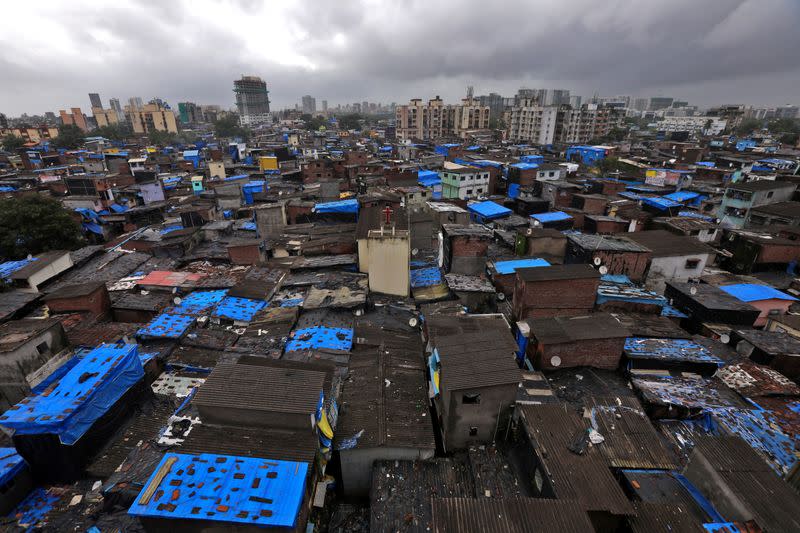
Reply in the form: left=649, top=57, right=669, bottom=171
left=494, top=258, right=550, bottom=275
left=719, top=283, right=797, bottom=303
left=82, top=222, right=104, bottom=235
left=520, top=154, right=544, bottom=165
left=468, top=201, right=511, bottom=221
left=507, top=183, right=520, bottom=199
left=313, top=199, right=359, bottom=214
left=418, top=170, right=441, bottom=187
left=0, top=258, right=37, bottom=281
left=0, top=186, right=17, bottom=192
left=128, top=453, right=308, bottom=528
left=410, top=267, right=443, bottom=288
left=169, top=290, right=228, bottom=315
left=662, top=191, right=701, bottom=203
left=213, top=296, right=266, bottom=323
left=531, top=211, right=572, bottom=223
left=109, top=203, right=128, bottom=213
left=642, top=197, right=682, bottom=210
left=0, top=344, right=143, bottom=445
left=0, top=448, right=25, bottom=486
left=510, top=162, right=539, bottom=170
left=285, top=326, right=353, bottom=352
left=160, top=224, right=184, bottom=235
left=678, top=210, right=715, bottom=222
left=138, top=313, right=195, bottom=339
left=7, top=487, right=59, bottom=529
left=624, top=337, right=723, bottom=365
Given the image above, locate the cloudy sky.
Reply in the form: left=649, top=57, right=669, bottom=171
left=2, top=0, right=800, bottom=116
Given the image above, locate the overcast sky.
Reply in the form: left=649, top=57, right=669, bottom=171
left=2, top=0, right=800, bottom=116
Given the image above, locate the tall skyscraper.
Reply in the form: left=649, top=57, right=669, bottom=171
left=109, top=98, right=126, bottom=122
left=301, top=95, right=316, bottom=114
left=233, top=76, right=271, bottom=126
left=129, top=97, right=144, bottom=111
left=322, top=100, right=328, bottom=113
left=88, top=93, right=102, bottom=109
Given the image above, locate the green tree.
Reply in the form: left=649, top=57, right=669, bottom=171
left=779, top=132, right=799, bottom=145
left=768, top=118, right=800, bottom=134
left=214, top=115, right=250, bottom=140
left=304, top=115, right=327, bottom=131
left=736, top=118, right=762, bottom=137
left=0, top=195, right=85, bottom=259
left=337, top=113, right=362, bottom=131
left=52, top=124, right=86, bottom=149
left=147, top=129, right=179, bottom=146
left=1, top=134, right=25, bottom=152
left=91, top=123, right=130, bottom=141
left=603, top=127, right=628, bottom=142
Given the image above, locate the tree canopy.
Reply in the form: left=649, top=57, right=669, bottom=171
left=301, top=114, right=328, bottom=131
left=337, top=113, right=362, bottom=131
left=0, top=195, right=85, bottom=260
left=735, top=118, right=762, bottom=137
left=52, top=124, right=86, bottom=149
left=91, top=123, right=131, bottom=142
left=214, top=115, right=250, bottom=140
left=1, top=134, right=25, bottom=152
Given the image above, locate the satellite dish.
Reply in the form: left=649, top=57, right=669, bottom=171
left=411, top=248, right=419, bottom=256
left=719, top=333, right=730, bottom=344
left=408, top=316, right=419, bottom=328
left=593, top=257, right=602, bottom=266
left=173, top=297, right=182, bottom=305
left=532, top=220, right=541, bottom=227
left=172, top=287, right=178, bottom=294
left=26, top=254, right=32, bottom=260
left=550, top=356, right=562, bottom=368
left=690, top=286, right=697, bottom=295
left=599, top=266, right=608, bottom=275
left=496, top=292, right=506, bottom=301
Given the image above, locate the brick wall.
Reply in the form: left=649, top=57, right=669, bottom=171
left=513, top=277, right=598, bottom=320
left=529, top=337, right=625, bottom=370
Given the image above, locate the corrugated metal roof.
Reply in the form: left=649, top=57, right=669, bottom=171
left=192, top=362, right=325, bottom=416
left=431, top=498, right=595, bottom=533
left=525, top=314, right=630, bottom=344
left=516, top=264, right=601, bottom=282
left=627, top=502, right=704, bottom=533
left=624, top=337, right=724, bottom=364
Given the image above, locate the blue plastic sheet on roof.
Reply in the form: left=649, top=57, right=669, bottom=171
left=718, top=283, right=797, bottom=303
left=642, top=197, right=682, bottom=210
left=618, top=191, right=645, bottom=201
left=138, top=313, right=195, bottom=339
left=511, top=162, right=539, bottom=170
left=160, top=224, right=184, bottom=235
left=82, top=222, right=104, bottom=235
left=494, top=258, right=550, bottom=275
left=379, top=146, right=392, bottom=152
left=7, top=487, right=59, bottom=529
left=0, top=448, right=25, bottom=486
left=225, top=174, right=249, bottom=182
left=223, top=210, right=233, bottom=219
left=531, top=211, right=572, bottom=223
left=0, top=258, right=38, bottom=280
left=0, top=186, right=17, bottom=192
left=162, top=176, right=182, bottom=184
left=285, top=326, right=353, bottom=352
left=313, top=199, right=359, bottom=214
left=109, top=203, right=128, bottom=213
left=280, top=297, right=304, bottom=308
left=661, top=304, right=688, bottom=318
left=128, top=452, right=308, bottom=527
left=468, top=201, right=511, bottom=220
left=183, top=150, right=199, bottom=158
left=213, top=296, right=266, bottom=322
left=240, top=221, right=257, bottom=231
left=418, top=169, right=441, bottom=186
left=678, top=210, right=715, bottom=222
left=169, top=290, right=228, bottom=315
left=0, top=344, right=143, bottom=445
left=75, top=208, right=100, bottom=222
left=410, top=267, right=443, bottom=288
left=696, top=161, right=715, bottom=167
left=507, top=183, right=520, bottom=199
left=624, top=337, right=723, bottom=364
left=466, top=145, right=481, bottom=151
left=520, top=154, right=544, bottom=164
left=662, top=191, right=701, bottom=203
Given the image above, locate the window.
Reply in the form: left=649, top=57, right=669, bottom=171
left=469, top=426, right=479, bottom=436
left=460, top=176, right=465, bottom=182
left=476, top=188, right=483, bottom=194
left=685, top=259, right=700, bottom=269
left=466, top=189, right=473, bottom=195
left=36, top=341, right=49, bottom=355
left=549, top=171, right=555, bottom=177
left=767, top=191, right=774, bottom=199
left=462, top=393, right=481, bottom=404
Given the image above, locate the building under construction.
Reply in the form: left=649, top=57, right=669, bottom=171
left=233, top=75, right=270, bottom=126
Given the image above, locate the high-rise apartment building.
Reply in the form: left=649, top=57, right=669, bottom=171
left=128, top=103, right=178, bottom=134
left=109, top=98, right=126, bottom=122
left=649, top=97, right=674, bottom=111
left=301, top=95, right=316, bottom=115
left=322, top=100, right=328, bottom=113
left=129, top=97, right=144, bottom=111
left=178, top=102, right=200, bottom=124
left=88, top=93, right=102, bottom=109
left=234, top=76, right=271, bottom=126
left=59, top=108, right=89, bottom=131
left=92, top=106, right=119, bottom=128
left=395, top=95, right=490, bottom=140
left=507, top=102, right=622, bottom=144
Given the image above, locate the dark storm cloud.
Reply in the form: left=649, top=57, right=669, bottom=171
left=2, top=0, right=800, bottom=115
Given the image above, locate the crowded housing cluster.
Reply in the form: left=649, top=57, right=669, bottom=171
left=0, top=83, right=799, bottom=532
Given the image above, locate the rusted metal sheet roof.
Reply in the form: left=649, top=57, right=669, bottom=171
left=431, top=498, right=595, bottom=533
left=717, top=360, right=800, bottom=397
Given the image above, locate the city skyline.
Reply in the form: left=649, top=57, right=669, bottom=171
left=2, top=0, right=800, bottom=115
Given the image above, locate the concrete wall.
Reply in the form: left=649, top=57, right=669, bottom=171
left=367, top=230, right=410, bottom=296
left=25, top=253, right=73, bottom=292
left=441, top=383, right=517, bottom=451
left=644, top=253, right=713, bottom=293
left=255, top=204, right=287, bottom=238
left=339, top=446, right=435, bottom=498
left=0, top=324, right=67, bottom=411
